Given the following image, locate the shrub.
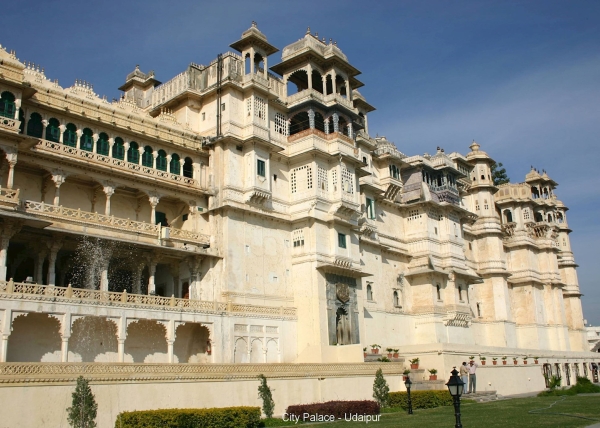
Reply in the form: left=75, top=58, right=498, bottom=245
left=286, top=401, right=379, bottom=421
left=388, top=390, right=453, bottom=410
left=67, top=376, right=97, bottom=428
left=373, top=368, right=390, bottom=407
left=114, top=407, right=261, bottom=428
left=258, top=374, right=275, bottom=418
left=538, top=376, right=600, bottom=397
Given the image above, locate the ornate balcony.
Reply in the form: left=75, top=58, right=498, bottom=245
left=22, top=200, right=210, bottom=247
left=0, top=187, right=20, bottom=207
left=30, top=139, right=204, bottom=190
left=0, top=280, right=297, bottom=318
left=0, top=117, right=20, bottom=133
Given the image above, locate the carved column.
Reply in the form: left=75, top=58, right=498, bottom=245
left=345, top=79, right=351, bottom=100
left=34, top=247, right=48, bottom=285
left=100, top=259, right=110, bottom=292
left=13, top=99, right=21, bottom=120
left=46, top=236, right=64, bottom=286
left=58, top=124, right=65, bottom=143
left=170, top=263, right=180, bottom=298
left=186, top=256, right=202, bottom=300
left=4, top=148, right=17, bottom=189
left=347, top=123, right=353, bottom=139
left=117, top=316, right=127, bottom=363
left=0, top=220, right=22, bottom=281
left=308, top=108, right=315, bottom=129
left=167, top=320, right=175, bottom=363
left=331, top=69, right=337, bottom=94
left=132, top=260, right=145, bottom=295
left=0, top=309, right=11, bottom=362
left=324, top=118, right=330, bottom=134
left=108, top=137, right=115, bottom=155
left=147, top=254, right=159, bottom=295
left=149, top=194, right=160, bottom=224
left=307, top=64, right=313, bottom=90
left=51, top=171, right=67, bottom=206
left=61, top=313, right=71, bottom=362
left=332, top=112, right=339, bottom=133
left=102, top=183, right=115, bottom=216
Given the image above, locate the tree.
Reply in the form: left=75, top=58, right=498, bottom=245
left=372, top=368, right=390, bottom=408
left=257, top=374, right=275, bottom=418
left=66, top=376, right=97, bottom=428
left=491, top=162, right=510, bottom=186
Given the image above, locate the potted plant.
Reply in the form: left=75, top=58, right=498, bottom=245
left=469, top=355, right=475, bottom=363
left=513, top=357, right=518, bottom=365
left=371, top=344, right=381, bottom=354
left=403, top=369, right=411, bottom=381
left=502, top=356, right=507, bottom=365
left=393, top=349, right=399, bottom=359
left=534, top=356, right=539, bottom=364
left=428, top=368, right=438, bottom=381
left=363, top=347, right=367, bottom=358
left=386, top=348, right=393, bottom=358
left=409, top=358, right=420, bottom=369
left=523, top=357, right=528, bottom=365
left=492, top=357, right=498, bottom=366
left=480, top=356, right=487, bottom=366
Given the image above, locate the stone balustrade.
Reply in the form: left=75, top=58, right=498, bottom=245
left=0, top=187, right=20, bottom=204
left=0, top=280, right=297, bottom=319
left=0, top=117, right=20, bottom=133
left=23, top=200, right=211, bottom=246
left=33, top=139, right=201, bottom=189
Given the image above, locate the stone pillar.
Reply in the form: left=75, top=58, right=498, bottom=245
left=46, top=237, right=64, bottom=286
left=170, top=263, right=180, bottom=298
left=103, top=184, right=115, bottom=216
left=58, top=124, right=65, bottom=143
left=0, top=334, right=8, bottom=363
left=108, top=137, right=115, bottom=155
left=0, top=309, right=11, bottom=362
left=14, top=99, right=21, bottom=120
left=308, top=108, right=315, bottom=129
left=0, top=220, right=22, bottom=281
left=34, top=248, right=47, bottom=285
left=117, top=316, right=127, bottom=363
left=331, top=70, right=337, bottom=94
left=92, top=133, right=99, bottom=153
left=147, top=255, right=159, bottom=295
left=347, top=123, right=353, bottom=139
left=167, top=339, right=174, bottom=363
left=4, top=149, right=17, bottom=189
left=307, top=64, right=312, bottom=90
left=132, top=260, right=145, bottom=294
left=149, top=194, right=160, bottom=224
left=186, top=256, right=202, bottom=300
left=324, top=118, right=330, bottom=134
left=345, top=79, right=351, bottom=100
left=100, top=260, right=109, bottom=292
left=51, top=172, right=66, bottom=206
left=332, top=112, right=339, bottom=133
left=60, top=313, right=71, bottom=362
left=166, top=320, right=175, bottom=363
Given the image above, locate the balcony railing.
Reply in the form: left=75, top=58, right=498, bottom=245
left=23, top=200, right=210, bottom=246
left=0, top=280, right=297, bottom=318
left=0, top=117, right=20, bottom=133
left=33, top=139, right=201, bottom=188
left=0, top=187, right=20, bottom=204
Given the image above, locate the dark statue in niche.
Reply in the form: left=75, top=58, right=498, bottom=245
left=326, top=275, right=359, bottom=345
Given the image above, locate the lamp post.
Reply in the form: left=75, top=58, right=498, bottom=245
left=446, top=367, right=465, bottom=428
left=404, top=376, right=413, bottom=415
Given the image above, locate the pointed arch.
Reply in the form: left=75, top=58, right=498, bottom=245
left=46, top=118, right=61, bottom=142
left=64, top=123, right=77, bottom=147
left=97, top=132, right=110, bottom=155
left=80, top=128, right=94, bottom=151
left=26, top=112, right=44, bottom=138
left=113, top=137, right=125, bottom=160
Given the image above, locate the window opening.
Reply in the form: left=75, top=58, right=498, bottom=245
left=338, top=233, right=347, bottom=249
left=0, top=91, right=16, bottom=118
left=46, top=118, right=60, bottom=142
left=97, top=133, right=110, bottom=155
left=170, top=153, right=181, bottom=175
left=127, top=141, right=140, bottom=164
left=155, top=211, right=168, bottom=226
left=366, top=198, right=375, bottom=219
left=80, top=128, right=94, bottom=152
left=113, top=137, right=125, bottom=160
left=142, top=146, right=154, bottom=167
left=436, top=284, right=441, bottom=300
left=156, top=150, right=168, bottom=171
left=183, top=157, right=193, bottom=178
left=393, top=290, right=400, bottom=307
left=64, top=123, right=77, bottom=147
left=257, top=159, right=266, bottom=177
left=26, top=112, right=43, bottom=137
left=274, top=112, right=287, bottom=135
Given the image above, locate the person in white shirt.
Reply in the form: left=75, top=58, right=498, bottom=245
left=468, top=361, right=478, bottom=393
left=459, top=362, right=469, bottom=393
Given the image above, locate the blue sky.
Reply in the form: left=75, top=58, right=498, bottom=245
left=2, top=1, right=599, bottom=325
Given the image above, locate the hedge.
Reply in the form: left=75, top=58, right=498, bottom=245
left=286, top=400, right=380, bottom=421
left=388, top=390, right=453, bottom=410
left=114, top=406, right=261, bottom=428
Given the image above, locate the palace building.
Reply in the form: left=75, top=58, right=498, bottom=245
left=0, top=23, right=595, bottom=383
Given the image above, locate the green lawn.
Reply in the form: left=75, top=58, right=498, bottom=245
left=268, top=395, right=600, bottom=428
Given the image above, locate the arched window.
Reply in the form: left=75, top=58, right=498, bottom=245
left=535, top=212, right=543, bottom=222
left=557, top=212, right=564, bottom=223
left=183, top=157, right=193, bottom=178
left=80, top=128, right=94, bottom=151
left=127, top=141, right=139, bottom=163
left=366, top=284, right=373, bottom=301
left=393, top=290, right=399, bottom=307
left=504, top=209, right=513, bottom=223
left=112, top=137, right=125, bottom=160
left=436, top=284, right=441, bottom=300
left=531, top=187, right=540, bottom=199
left=0, top=91, right=16, bottom=118
left=156, top=150, right=167, bottom=171
left=64, top=123, right=77, bottom=147
left=142, top=146, right=154, bottom=167
left=314, top=112, right=325, bottom=132
left=97, top=132, right=109, bottom=155
left=26, top=112, right=43, bottom=138
left=289, top=111, right=310, bottom=135
left=547, top=213, right=553, bottom=222
left=46, top=118, right=60, bottom=142
left=170, top=153, right=181, bottom=175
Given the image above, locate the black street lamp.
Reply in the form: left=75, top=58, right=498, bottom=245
left=446, top=367, right=465, bottom=428
left=404, top=376, right=413, bottom=415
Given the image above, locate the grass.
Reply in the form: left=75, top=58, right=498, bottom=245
left=263, top=395, right=600, bottom=427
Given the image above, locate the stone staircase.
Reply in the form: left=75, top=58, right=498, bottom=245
left=464, top=390, right=501, bottom=402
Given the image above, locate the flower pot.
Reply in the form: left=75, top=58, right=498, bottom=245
left=393, top=353, right=399, bottom=358
left=503, top=361, right=507, bottom=365
left=534, top=360, right=539, bottom=364
left=429, top=375, right=437, bottom=381
left=513, top=361, right=518, bottom=365
left=207, top=350, right=212, bottom=356
left=524, top=361, right=528, bottom=365
left=372, top=349, right=379, bottom=354
left=481, top=361, right=486, bottom=366
left=364, top=353, right=367, bottom=358
left=387, top=353, right=393, bottom=358
left=493, top=361, right=497, bottom=365
left=410, top=364, right=419, bottom=369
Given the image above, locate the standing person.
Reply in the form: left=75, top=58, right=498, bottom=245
left=468, top=360, right=478, bottom=393
left=459, top=362, right=469, bottom=393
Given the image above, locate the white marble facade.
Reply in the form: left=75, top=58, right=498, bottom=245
left=0, top=24, right=593, bottom=369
